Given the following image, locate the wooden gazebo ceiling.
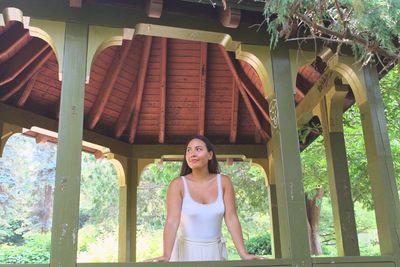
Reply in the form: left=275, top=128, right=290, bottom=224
left=0, top=20, right=355, bottom=147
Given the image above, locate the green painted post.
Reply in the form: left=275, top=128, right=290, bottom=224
left=319, top=92, right=359, bottom=256
left=50, top=22, right=88, bottom=267
left=358, top=65, right=400, bottom=262
left=126, top=158, right=138, bottom=262
left=269, top=48, right=311, bottom=266
left=268, top=184, right=282, bottom=259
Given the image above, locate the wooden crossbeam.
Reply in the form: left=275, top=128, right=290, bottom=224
left=229, top=79, right=239, bottom=143
left=218, top=45, right=269, bottom=141
left=296, top=70, right=334, bottom=125
left=198, top=42, right=207, bottom=135
left=158, top=37, right=167, bottom=144
left=0, top=48, right=53, bottom=101
left=128, top=36, right=153, bottom=143
left=16, top=72, right=39, bottom=107
left=0, top=101, right=268, bottom=159
left=87, top=40, right=132, bottom=129
left=0, top=40, right=49, bottom=86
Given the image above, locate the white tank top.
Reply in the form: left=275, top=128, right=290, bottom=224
left=178, top=174, right=225, bottom=241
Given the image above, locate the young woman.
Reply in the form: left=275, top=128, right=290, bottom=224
left=147, top=135, right=263, bottom=262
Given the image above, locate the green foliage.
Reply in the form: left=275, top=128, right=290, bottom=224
left=245, top=234, right=272, bottom=256
left=0, top=233, right=50, bottom=264
left=263, top=0, right=400, bottom=66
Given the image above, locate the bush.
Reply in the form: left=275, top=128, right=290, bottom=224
left=245, top=234, right=271, bottom=256
left=0, top=232, right=50, bottom=264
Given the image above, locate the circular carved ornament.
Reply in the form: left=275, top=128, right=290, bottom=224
left=269, top=98, right=278, bottom=128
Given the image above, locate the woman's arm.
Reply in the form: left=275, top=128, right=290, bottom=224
left=222, top=175, right=263, bottom=260
left=145, top=177, right=182, bottom=262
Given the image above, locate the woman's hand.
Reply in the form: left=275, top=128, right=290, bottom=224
left=240, top=253, right=264, bottom=260
left=143, top=255, right=169, bottom=262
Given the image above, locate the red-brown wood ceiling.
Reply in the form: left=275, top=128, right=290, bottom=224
left=0, top=21, right=354, bottom=147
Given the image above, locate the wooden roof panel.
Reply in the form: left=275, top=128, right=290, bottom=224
left=1, top=21, right=297, bottom=145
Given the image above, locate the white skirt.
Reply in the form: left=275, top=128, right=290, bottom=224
left=169, top=236, right=228, bottom=261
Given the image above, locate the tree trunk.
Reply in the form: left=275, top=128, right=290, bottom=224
left=305, top=187, right=324, bottom=255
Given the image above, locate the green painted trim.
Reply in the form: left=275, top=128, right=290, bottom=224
left=0, top=0, right=267, bottom=45
left=77, top=259, right=292, bottom=266
left=0, top=103, right=268, bottom=159
left=50, top=22, right=88, bottom=267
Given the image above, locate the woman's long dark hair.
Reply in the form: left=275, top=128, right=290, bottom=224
left=180, top=135, right=220, bottom=176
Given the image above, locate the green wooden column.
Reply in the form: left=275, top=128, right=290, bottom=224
left=358, top=65, right=400, bottom=260
left=113, top=154, right=128, bottom=262
left=126, top=158, right=139, bottom=262
left=318, top=83, right=359, bottom=256
left=253, top=155, right=282, bottom=258
left=50, top=22, right=88, bottom=267
left=269, top=48, right=311, bottom=266
left=265, top=149, right=282, bottom=259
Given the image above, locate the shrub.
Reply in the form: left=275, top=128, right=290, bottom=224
left=245, top=234, right=271, bottom=256
left=0, top=232, right=50, bottom=264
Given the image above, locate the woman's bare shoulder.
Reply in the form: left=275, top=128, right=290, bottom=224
left=168, top=176, right=183, bottom=190
left=220, top=173, right=233, bottom=186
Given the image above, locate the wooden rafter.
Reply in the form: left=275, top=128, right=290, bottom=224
left=16, top=72, right=39, bottom=107
left=87, top=40, right=132, bottom=129
left=0, top=40, right=49, bottom=86
left=159, top=37, right=167, bottom=144
left=198, top=42, right=207, bottom=135
left=0, top=24, right=30, bottom=64
left=0, top=47, right=53, bottom=101
left=229, top=79, right=239, bottom=143
left=128, top=36, right=153, bottom=143
left=236, top=62, right=271, bottom=124
left=115, top=36, right=152, bottom=142
left=218, top=45, right=269, bottom=141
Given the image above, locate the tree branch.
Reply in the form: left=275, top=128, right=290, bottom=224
left=293, top=11, right=400, bottom=62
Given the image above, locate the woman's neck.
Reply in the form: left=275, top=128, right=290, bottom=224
left=190, top=168, right=212, bottom=182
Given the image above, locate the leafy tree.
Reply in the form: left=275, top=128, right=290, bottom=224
left=262, top=0, right=400, bottom=70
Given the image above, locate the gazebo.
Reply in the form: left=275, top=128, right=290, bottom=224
left=0, top=1, right=399, bottom=267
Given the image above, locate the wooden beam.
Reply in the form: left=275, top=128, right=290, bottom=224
left=16, top=72, right=39, bottom=107
left=0, top=48, right=53, bottom=101
left=0, top=23, right=30, bottom=64
left=198, top=42, right=207, bottom=135
left=0, top=40, right=49, bottom=86
left=69, top=0, right=82, bottom=8
left=146, top=0, right=163, bottom=18
left=295, top=70, right=334, bottom=125
left=0, top=0, right=269, bottom=47
left=86, top=40, right=132, bottom=129
left=220, top=7, right=241, bottom=28
left=237, top=64, right=271, bottom=124
left=127, top=36, right=153, bottom=143
left=229, top=79, right=239, bottom=143
left=158, top=37, right=167, bottom=144
left=218, top=45, right=269, bottom=141
left=0, top=103, right=269, bottom=159
left=114, top=37, right=152, bottom=138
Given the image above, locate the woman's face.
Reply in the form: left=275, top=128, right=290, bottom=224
left=185, top=138, right=213, bottom=170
